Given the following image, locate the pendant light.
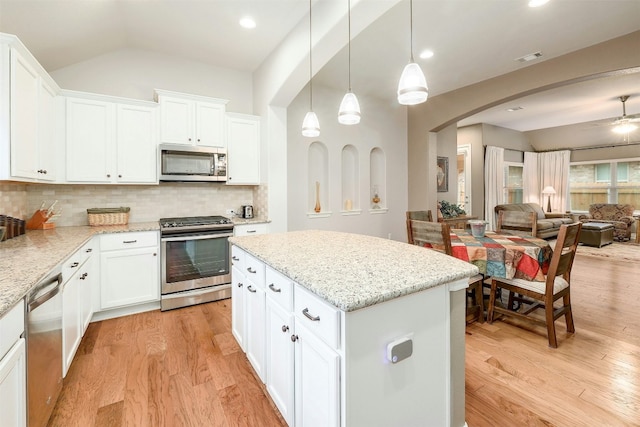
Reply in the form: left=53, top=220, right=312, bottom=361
left=397, top=0, right=428, bottom=105
left=338, top=0, right=360, bottom=125
left=302, top=0, right=320, bottom=137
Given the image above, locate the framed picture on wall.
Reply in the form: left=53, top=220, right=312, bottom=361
left=437, top=156, right=448, bottom=192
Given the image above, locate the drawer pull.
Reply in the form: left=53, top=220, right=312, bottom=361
left=282, top=325, right=289, bottom=333
left=123, top=240, right=137, bottom=244
left=247, top=230, right=257, bottom=234
left=302, top=308, right=320, bottom=322
left=247, top=267, right=256, bottom=274
left=247, top=285, right=257, bottom=293
left=85, top=248, right=92, bottom=253
left=80, top=273, right=88, bottom=280
left=232, top=256, right=240, bottom=261
left=291, top=334, right=298, bottom=342
left=70, top=262, right=79, bottom=268
left=237, top=282, right=243, bottom=288
left=268, top=283, right=281, bottom=293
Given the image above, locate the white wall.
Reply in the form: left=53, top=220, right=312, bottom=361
left=287, top=84, right=408, bottom=242
left=50, top=48, right=253, bottom=113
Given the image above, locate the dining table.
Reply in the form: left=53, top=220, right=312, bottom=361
left=449, top=230, right=553, bottom=281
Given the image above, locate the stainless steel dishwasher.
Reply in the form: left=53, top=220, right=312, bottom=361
left=26, top=268, right=63, bottom=427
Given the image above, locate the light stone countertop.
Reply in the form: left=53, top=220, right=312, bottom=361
left=0, top=222, right=159, bottom=317
left=229, top=229, right=479, bottom=312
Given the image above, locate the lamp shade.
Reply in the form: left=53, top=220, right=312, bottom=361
left=542, top=186, right=556, bottom=195
left=613, top=122, right=638, bottom=134
left=338, top=91, right=361, bottom=125
left=397, top=62, right=428, bottom=105
left=302, top=111, right=320, bottom=137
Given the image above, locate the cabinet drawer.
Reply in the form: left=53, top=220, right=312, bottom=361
left=234, top=223, right=268, bottom=236
left=0, top=300, right=25, bottom=360
left=244, top=252, right=265, bottom=288
left=100, top=231, right=158, bottom=251
left=231, top=245, right=246, bottom=272
left=265, top=267, right=293, bottom=311
left=62, top=238, right=95, bottom=282
left=294, top=285, right=340, bottom=350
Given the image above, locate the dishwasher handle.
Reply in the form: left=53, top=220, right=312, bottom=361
left=28, top=273, right=63, bottom=312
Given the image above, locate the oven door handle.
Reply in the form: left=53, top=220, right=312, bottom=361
left=161, top=232, right=234, bottom=242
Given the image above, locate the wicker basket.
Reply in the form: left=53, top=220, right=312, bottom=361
left=87, top=207, right=130, bottom=226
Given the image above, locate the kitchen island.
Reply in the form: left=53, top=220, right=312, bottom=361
left=229, top=229, right=478, bottom=427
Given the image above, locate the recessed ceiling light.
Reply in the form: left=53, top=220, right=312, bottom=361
left=515, top=51, right=542, bottom=62
left=419, top=49, right=434, bottom=59
left=528, top=0, right=550, bottom=7
left=506, top=106, right=524, bottom=112
left=239, top=16, right=256, bottom=29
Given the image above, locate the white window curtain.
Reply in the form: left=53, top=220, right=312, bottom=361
left=522, top=150, right=570, bottom=212
left=523, top=151, right=540, bottom=204
left=484, top=146, right=504, bottom=231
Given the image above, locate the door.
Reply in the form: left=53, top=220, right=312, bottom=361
left=62, top=274, right=81, bottom=376
left=116, top=104, right=157, bottom=183
left=266, top=301, right=295, bottom=427
left=245, top=279, right=266, bottom=382
left=457, top=145, right=472, bottom=215
left=100, top=247, right=159, bottom=309
left=0, top=338, right=26, bottom=427
left=159, top=97, right=193, bottom=144
left=226, top=115, right=260, bottom=185
left=37, top=79, right=57, bottom=181
left=231, top=266, right=246, bottom=351
left=195, top=101, right=225, bottom=147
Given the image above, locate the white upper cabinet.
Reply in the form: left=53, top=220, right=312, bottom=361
left=155, top=89, right=228, bottom=148
left=0, top=36, right=60, bottom=182
left=226, top=112, right=260, bottom=185
left=65, top=91, right=158, bottom=184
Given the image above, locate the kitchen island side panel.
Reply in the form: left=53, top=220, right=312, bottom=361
left=342, top=280, right=463, bottom=426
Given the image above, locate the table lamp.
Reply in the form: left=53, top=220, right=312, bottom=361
left=542, top=186, right=556, bottom=213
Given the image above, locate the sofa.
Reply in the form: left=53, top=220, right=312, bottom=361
left=494, top=203, right=573, bottom=239
left=578, top=203, right=635, bottom=241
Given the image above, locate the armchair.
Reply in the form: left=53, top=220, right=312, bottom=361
left=578, top=204, right=635, bottom=241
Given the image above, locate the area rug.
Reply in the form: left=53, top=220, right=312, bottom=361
left=548, top=236, right=640, bottom=261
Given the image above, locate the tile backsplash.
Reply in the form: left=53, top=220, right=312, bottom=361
left=1, top=182, right=268, bottom=227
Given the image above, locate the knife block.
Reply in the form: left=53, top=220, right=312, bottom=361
left=26, top=210, right=55, bottom=230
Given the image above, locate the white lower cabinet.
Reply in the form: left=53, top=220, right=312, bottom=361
left=245, top=275, right=266, bottom=382
left=266, top=299, right=295, bottom=426
left=0, top=300, right=26, bottom=427
left=231, top=265, right=246, bottom=351
left=100, top=231, right=159, bottom=310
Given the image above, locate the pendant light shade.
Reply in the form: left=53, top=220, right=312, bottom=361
left=397, top=62, right=428, bottom=105
left=398, top=0, right=428, bottom=106
left=302, top=0, right=319, bottom=137
left=338, top=0, right=360, bottom=125
left=302, top=111, right=321, bottom=137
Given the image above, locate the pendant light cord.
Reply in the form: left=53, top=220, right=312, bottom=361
left=348, top=0, right=352, bottom=91
left=409, top=0, right=415, bottom=62
left=309, top=0, right=313, bottom=110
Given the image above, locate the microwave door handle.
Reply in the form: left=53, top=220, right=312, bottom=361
left=161, top=232, right=234, bottom=242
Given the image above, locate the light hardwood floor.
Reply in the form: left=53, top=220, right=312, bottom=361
left=49, top=252, right=640, bottom=426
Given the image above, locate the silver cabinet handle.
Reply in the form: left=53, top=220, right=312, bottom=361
left=269, top=283, right=281, bottom=293
left=70, top=262, right=79, bottom=268
left=247, top=267, right=256, bottom=274
left=302, top=308, right=320, bottom=322
left=291, top=335, right=298, bottom=342
left=282, top=325, right=289, bottom=333
left=247, top=285, right=256, bottom=293
left=123, top=240, right=137, bottom=244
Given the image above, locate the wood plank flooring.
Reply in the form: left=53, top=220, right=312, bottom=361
left=49, top=251, right=640, bottom=426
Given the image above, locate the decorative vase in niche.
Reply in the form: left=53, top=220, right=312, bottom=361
left=314, top=181, right=321, bottom=213
left=372, top=185, right=381, bottom=209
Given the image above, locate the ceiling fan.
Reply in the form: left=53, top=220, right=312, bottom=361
left=611, top=95, right=640, bottom=134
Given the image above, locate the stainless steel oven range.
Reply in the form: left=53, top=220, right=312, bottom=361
left=160, top=215, right=234, bottom=311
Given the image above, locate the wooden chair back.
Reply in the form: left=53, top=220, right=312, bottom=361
left=406, top=210, right=433, bottom=244
left=407, top=219, right=452, bottom=254
left=496, top=210, right=538, bottom=237
left=546, top=222, right=582, bottom=289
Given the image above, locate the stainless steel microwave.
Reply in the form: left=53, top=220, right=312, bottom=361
left=158, top=144, right=227, bottom=182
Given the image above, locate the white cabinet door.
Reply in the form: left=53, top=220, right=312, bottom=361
left=116, top=104, right=157, bottom=183
left=62, top=272, right=81, bottom=376
left=195, top=101, right=225, bottom=147
left=0, top=338, right=26, bottom=427
left=37, top=79, right=57, bottom=181
left=10, top=48, right=39, bottom=180
left=100, top=246, right=159, bottom=309
left=226, top=113, right=260, bottom=185
left=266, top=301, right=295, bottom=427
left=79, top=254, right=96, bottom=332
left=245, top=279, right=266, bottom=383
left=294, top=321, right=340, bottom=427
left=231, top=265, right=246, bottom=351
left=159, top=96, right=192, bottom=145
left=66, top=97, right=113, bottom=182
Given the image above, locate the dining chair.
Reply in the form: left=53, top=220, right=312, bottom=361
left=487, top=222, right=582, bottom=348
left=406, top=210, right=433, bottom=244
left=408, top=219, right=485, bottom=323
left=496, top=210, right=538, bottom=237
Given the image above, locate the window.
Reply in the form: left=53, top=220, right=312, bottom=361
left=503, top=162, right=523, bottom=204
left=569, top=159, right=640, bottom=212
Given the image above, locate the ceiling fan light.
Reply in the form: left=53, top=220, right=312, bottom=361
left=338, top=91, right=361, bottom=125
left=612, top=123, right=638, bottom=134
left=302, top=111, right=320, bottom=137
left=397, top=62, right=428, bottom=105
